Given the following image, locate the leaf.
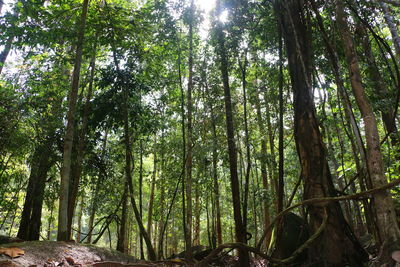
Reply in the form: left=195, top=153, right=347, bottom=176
left=0, top=247, right=25, bottom=258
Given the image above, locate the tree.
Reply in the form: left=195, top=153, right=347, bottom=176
left=57, top=0, right=90, bottom=241
left=213, top=0, right=250, bottom=265
left=336, top=0, right=400, bottom=263
left=276, top=0, right=366, bottom=264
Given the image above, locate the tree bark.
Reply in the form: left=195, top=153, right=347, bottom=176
left=336, top=1, right=400, bottom=263
left=277, top=0, right=367, bottom=265
left=57, top=0, right=90, bottom=241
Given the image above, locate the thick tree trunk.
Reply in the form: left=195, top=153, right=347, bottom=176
left=17, top=139, right=54, bottom=240
left=57, top=0, right=90, bottom=241
left=277, top=0, right=367, bottom=265
left=214, top=1, right=249, bottom=265
left=336, top=1, right=400, bottom=263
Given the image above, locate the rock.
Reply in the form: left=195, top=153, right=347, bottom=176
left=272, top=212, right=310, bottom=263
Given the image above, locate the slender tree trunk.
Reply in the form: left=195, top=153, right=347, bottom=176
left=47, top=201, right=54, bottom=240
left=177, top=29, right=187, bottom=251
left=76, top=195, right=84, bottom=242
left=139, top=140, right=145, bottom=259
left=214, top=1, right=249, bottom=265
left=336, top=1, right=400, bottom=263
left=147, top=142, right=157, bottom=242
left=277, top=0, right=367, bottom=264
left=239, top=51, right=251, bottom=234
left=277, top=22, right=285, bottom=215
left=157, top=146, right=166, bottom=259
left=356, top=22, right=398, bottom=144
left=378, top=1, right=400, bottom=59
left=263, top=90, right=278, bottom=210
left=185, top=0, right=195, bottom=258
left=0, top=36, right=13, bottom=75
left=311, top=0, right=379, bottom=237
left=87, top=130, right=108, bottom=244
left=252, top=71, right=271, bottom=249
left=117, top=181, right=128, bottom=253
left=57, top=0, right=90, bottom=241
left=67, top=49, right=96, bottom=238
left=193, top=181, right=200, bottom=246
left=204, top=80, right=223, bottom=247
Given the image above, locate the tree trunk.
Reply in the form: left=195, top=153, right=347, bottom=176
left=76, top=195, right=84, bottom=242
left=117, top=181, right=128, bottom=253
left=87, top=130, right=108, bottom=244
left=204, top=80, right=223, bottom=247
left=57, top=0, right=90, bottom=241
left=310, top=0, right=378, bottom=237
left=214, top=1, right=249, bottom=265
left=336, top=1, right=400, bottom=263
left=252, top=72, right=271, bottom=249
left=356, top=21, right=398, bottom=144
left=18, top=138, right=54, bottom=240
left=239, top=51, right=251, bottom=234
left=0, top=36, right=13, bottom=75
left=147, top=142, right=157, bottom=242
left=277, top=0, right=367, bottom=265
left=67, top=49, right=96, bottom=238
left=185, top=0, right=195, bottom=258
left=139, top=140, right=145, bottom=259
left=379, top=1, right=400, bottom=59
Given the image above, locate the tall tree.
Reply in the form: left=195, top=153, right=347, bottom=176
left=57, top=0, right=90, bottom=241
left=336, top=0, right=400, bottom=263
left=213, top=0, right=249, bottom=265
left=185, top=0, right=195, bottom=258
left=276, top=0, right=366, bottom=264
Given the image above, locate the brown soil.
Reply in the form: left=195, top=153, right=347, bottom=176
left=0, top=241, right=137, bottom=266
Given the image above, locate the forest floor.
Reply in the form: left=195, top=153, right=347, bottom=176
left=0, top=240, right=268, bottom=267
